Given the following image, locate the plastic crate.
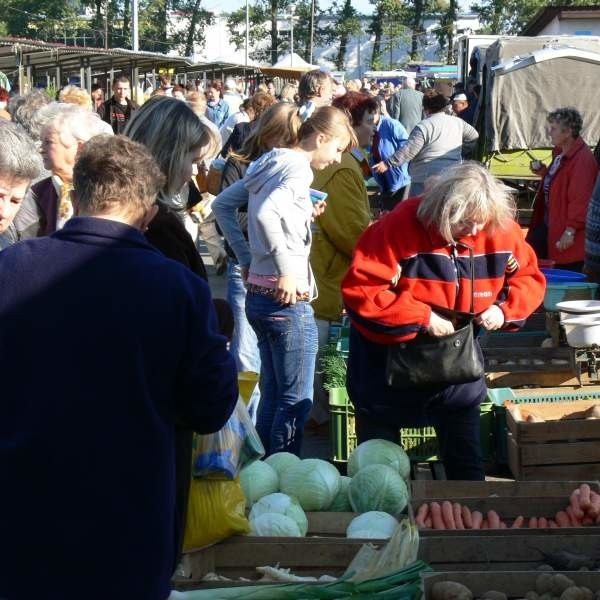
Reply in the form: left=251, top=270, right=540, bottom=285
left=329, top=387, right=494, bottom=463
left=487, top=387, right=600, bottom=464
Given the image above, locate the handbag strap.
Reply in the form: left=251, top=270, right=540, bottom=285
left=468, top=245, right=474, bottom=315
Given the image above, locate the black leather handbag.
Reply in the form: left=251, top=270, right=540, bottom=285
left=385, top=248, right=484, bottom=390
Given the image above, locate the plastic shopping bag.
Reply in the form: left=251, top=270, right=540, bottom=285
left=192, top=396, right=264, bottom=479
left=182, top=477, right=250, bottom=551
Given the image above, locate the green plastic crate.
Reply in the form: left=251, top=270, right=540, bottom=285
left=329, top=386, right=494, bottom=463
left=487, top=387, right=600, bottom=464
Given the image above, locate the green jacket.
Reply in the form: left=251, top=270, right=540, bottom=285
left=310, top=150, right=371, bottom=321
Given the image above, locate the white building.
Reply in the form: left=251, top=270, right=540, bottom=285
left=522, top=6, right=600, bottom=37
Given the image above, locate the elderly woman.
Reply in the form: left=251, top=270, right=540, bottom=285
left=527, top=108, right=599, bottom=271
left=342, top=162, right=545, bottom=480
left=372, top=89, right=479, bottom=196
left=0, top=122, right=44, bottom=249
left=14, top=103, right=112, bottom=239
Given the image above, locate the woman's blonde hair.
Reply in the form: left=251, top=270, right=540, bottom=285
left=58, top=85, right=93, bottom=109
left=232, top=102, right=302, bottom=163
left=125, top=96, right=220, bottom=197
left=298, top=105, right=357, bottom=151
left=417, top=161, right=516, bottom=243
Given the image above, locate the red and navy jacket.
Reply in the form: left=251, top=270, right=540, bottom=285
left=342, top=198, right=546, bottom=345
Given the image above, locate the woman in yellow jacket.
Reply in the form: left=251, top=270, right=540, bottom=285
left=308, top=92, right=375, bottom=424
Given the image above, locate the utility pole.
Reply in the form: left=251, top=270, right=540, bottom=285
left=245, top=0, right=249, bottom=67
left=309, top=0, right=315, bottom=64
left=104, top=0, right=109, bottom=49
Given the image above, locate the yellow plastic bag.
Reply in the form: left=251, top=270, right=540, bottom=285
left=182, top=477, right=250, bottom=551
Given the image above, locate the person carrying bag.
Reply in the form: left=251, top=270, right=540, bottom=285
left=342, top=162, right=545, bottom=480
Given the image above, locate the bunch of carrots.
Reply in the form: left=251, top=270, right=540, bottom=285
left=414, top=483, right=600, bottom=530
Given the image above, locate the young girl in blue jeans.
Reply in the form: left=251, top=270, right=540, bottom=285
left=244, top=106, right=356, bottom=456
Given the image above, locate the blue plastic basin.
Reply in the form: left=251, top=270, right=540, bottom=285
left=542, top=268, right=587, bottom=283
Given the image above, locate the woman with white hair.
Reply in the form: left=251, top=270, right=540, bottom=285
left=0, top=122, right=44, bottom=249
left=342, top=162, right=545, bottom=480
left=14, top=102, right=112, bottom=239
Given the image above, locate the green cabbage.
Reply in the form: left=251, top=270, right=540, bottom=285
left=348, top=464, right=409, bottom=515
left=249, top=512, right=302, bottom=537
left=346, top=511, right=399, bottom=539
left=264, top=452, right=300, bottom=479
left=348, top=439, right=411, bottom=480
left=239, top=460, right=279, bottom=506
left=327, top=475, right=352, bottom=512
left=279, top=458, right=341, bottom=511
left=249, top=493, right=308, bottom=536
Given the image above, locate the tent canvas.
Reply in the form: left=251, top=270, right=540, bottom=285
left=481, top=36, right=600, bottom=152
left=260, top=53, right=319, bottom=79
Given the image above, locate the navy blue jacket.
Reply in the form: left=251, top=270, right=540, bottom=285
left=0, top=217, right=238, bottom=600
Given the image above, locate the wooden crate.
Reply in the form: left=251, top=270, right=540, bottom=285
left=506, top=400, right=600, bottom=480
left=176, top=512, right=383, bottom=587
left=410, top=480, right=600, bottom=535
left=422, top=571, right=600, bottom=598
left=418, top=533, right=600, bottom=570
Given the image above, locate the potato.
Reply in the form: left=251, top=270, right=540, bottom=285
left=552, top=576, right=575, bottom=596
left=537, top=573, right=554, bottom=594
left=482, top=591, right=507, bottom=600
left=559, top=587, right=584, bottom=600
left=585, top=405, right=600, bottom=420
left=432, top=581, right=473, bottom=600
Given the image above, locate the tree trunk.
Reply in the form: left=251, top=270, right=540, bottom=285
left=370, top=5, right=383, bottom=69
left=410, top=0, right=424, bottom=60
left=123, top=0, right=131, bottom=48
left=270, top=0, right=279, bottom=65
left=185, top=0, right=203, bottom=55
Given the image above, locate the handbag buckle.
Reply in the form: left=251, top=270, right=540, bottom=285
left=453, top=339, right=462, bottom=347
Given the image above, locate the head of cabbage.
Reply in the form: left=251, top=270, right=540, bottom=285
left=279, top=458, right=341, bottom=511
left=327, top=475, right=352, bottom=512
left=249, top=493, right=308, bottom=536
left=240, top=460, right=279, bottom=506
left=348, top=464, right=409, bottom=515
left=346, top=511, right=399, bottom=539
left=348, top=439, right=410, bottom=480
left=249, top=512, right=302, bottom=537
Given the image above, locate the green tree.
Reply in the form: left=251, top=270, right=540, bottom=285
left=368, top=0, right=406, bottom=70
left=328, top=0, right=361, bottom=70
left=5, top=0, right=79, bottom=41
left=435, top=0, right=457, bottom=63
left=170, top=0, right=214, bottom=55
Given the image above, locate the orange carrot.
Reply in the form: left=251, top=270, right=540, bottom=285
left=471, top=510, right=483, bottom=530
left=588, top=491, right=600, bottom=518
left=487, top=510, right=501, bottom=529
left=461, top=505, right=473, bottom=529
left=538, top=517, right=548, bottom=528
left=566, top=505, right=582, bottom=527
left=548, top=520, right=558, bottom=528
left=453, top=503, right=465, bottom=529
left=430, top=502, right=445, bottom=530
left=570, top=489, right=585, bottom=519
left=415, top=503, right=429, bottom=528
left=528, top=517, right=538, bottom=529
left=579, top=483, right=592, bottom=510
left=555, top=510, right=571, bottom=528
left=442, top=501, right=456, bottom=529
left=511, top=516, right=524, bottom=529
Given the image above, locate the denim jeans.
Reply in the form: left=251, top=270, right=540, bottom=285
left=227, top=262, right=261, bottom=420
left=245, top=292, right=318, bottom=456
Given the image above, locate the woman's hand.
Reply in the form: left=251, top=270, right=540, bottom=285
left=311, top=200, right=327, bottom=221
left=276, top=274, right=297, bottom=305
left=476, top=304, right=505, bottom=331
left=427, top=311, right=455, bottom=336
left=372, top=161, right=389, bottom=174
left=556, top=229, right=575, bottom=252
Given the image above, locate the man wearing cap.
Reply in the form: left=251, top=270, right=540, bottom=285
left=452, top=93, right=475, bottom=125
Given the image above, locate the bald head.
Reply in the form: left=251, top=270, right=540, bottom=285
left=404, top=77, right=416, bottom=90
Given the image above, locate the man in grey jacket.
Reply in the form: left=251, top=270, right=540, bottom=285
left=387, top=76, right=423, bottom=134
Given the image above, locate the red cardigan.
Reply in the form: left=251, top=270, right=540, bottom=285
left=530, top=137, right=598, bottom=265
left=341, top=198, right=546, bottom=345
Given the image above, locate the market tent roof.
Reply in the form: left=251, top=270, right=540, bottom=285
left=260, top=53, right=318, bottom=78
left=482, top=35, right=600, bottom=152
left=0, top=37, right=194, bottom=77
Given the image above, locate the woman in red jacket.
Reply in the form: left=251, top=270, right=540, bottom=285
left=342, top=162, right=545, bottom=480
left=527, top=107, right=599, bottom=271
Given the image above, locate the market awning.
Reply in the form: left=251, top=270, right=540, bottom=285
left=260, top=52, right=318, bottom=79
